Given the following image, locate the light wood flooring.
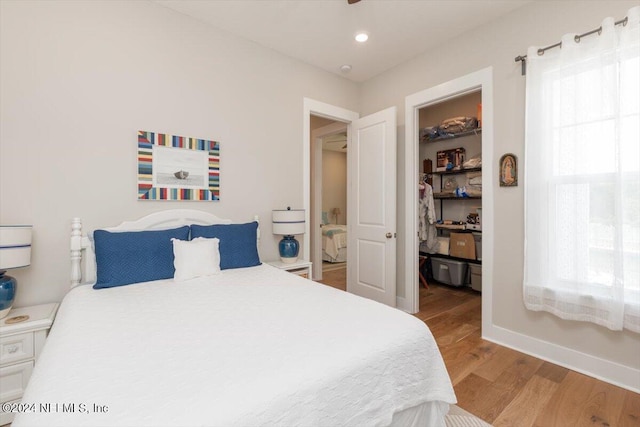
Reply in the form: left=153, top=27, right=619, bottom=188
left=316, top=266, right=640, bottom=427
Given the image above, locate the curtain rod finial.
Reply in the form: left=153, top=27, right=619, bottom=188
left=515, top=55, right=528, bottom=75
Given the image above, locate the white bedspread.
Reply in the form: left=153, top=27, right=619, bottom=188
left=322, top=224, right=347, bottom=260
left=14, top=264, right=455, bottom=427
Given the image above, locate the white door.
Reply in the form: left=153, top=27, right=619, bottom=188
left=347, top=107, right=397, bottom=306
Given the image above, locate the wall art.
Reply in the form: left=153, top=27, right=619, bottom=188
left=138, top=131, right=220, bottom=200
left=499, top=153, right=517, bottom=187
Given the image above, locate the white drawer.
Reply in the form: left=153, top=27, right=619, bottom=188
left=290, top=268, right=309, bottom=277
left=0, top=397, right=21, bottom=425
left=0, top=332, right=34, bottom=365
left=0, top=360, right=34, bottom=403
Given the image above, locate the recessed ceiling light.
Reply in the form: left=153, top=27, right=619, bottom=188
left=355, top=33, right=369, bottom=43
left=340, top=64, right=352, bottom=73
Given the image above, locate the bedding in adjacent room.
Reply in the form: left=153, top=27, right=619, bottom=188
left=15, top=264, right=455, bottom=427
left=322, top=224, right=347, bottom=262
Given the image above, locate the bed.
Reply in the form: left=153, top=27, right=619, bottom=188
left=13, top=209, right=455, bottom=427
left=322, top=223, right=347, bottom=263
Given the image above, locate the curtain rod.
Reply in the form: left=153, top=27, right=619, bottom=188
left=514, top=16, right=629, bottom=75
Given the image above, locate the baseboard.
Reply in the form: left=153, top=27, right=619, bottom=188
left=322, top=261, right=346, bottom=273
left=397, top=295, right=411, bottom=313
left=483, top=323, right=640, bottom=393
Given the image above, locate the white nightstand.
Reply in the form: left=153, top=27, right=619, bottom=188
left=0, top=303, right=58, bottom=425
left=267, top=260, right=313, bottom=279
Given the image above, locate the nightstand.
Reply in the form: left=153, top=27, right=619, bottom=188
left=0, top=303, right=58, bottom=425
left=267, top=260, right=313, bottom=279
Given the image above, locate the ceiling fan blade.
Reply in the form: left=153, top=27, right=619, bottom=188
left=348, top=0, right=361, bottom=4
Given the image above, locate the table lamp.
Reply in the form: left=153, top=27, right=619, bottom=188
left=272, top=208, right=305, bottom=263
left=332, top=207, right=342, bottom=224
left=0, top=226, right=32, bottom=319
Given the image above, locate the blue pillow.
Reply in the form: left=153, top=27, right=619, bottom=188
left=190, top=222, right=261, bottom=270
left=322, top=211, right=329, bottom=225
left=93, top=226, right=190, bottom=289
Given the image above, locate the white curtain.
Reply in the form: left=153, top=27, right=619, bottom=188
left=524, top=6, right=640, bottom=332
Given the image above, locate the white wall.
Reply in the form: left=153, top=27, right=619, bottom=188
left=322, top=150, right=347, bottom=225
left=359, top=1, right=640, bottom=375
left=0, top=0, right=359, bottom=306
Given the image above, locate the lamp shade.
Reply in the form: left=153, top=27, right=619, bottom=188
left=272, top=209, right=305, bottom=236
left=332, top=207, right=341, bottom=215
left=0, top=226, right=32, bottom=270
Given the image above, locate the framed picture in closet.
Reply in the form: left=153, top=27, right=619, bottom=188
left=499, top=153, right=518, bottom=187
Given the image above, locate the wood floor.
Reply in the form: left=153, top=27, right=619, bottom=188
left=316, top=266, right=640, bottom=427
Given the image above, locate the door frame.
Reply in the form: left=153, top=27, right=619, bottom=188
left=311, top=121, right=348, bottom=280
left=303, top=98, right=359, bottom=280
left=404, top=68, right=494, bottom=335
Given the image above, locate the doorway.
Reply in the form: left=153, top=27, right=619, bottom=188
left=303, top=98, right=398, bottom=307
left=416, top=90, right=483, bottom=322
left=303, top=98, right=358, bottom=283
left=404, top=67, right=494, bottom=336
left=310, top=116, right=348, bottom=284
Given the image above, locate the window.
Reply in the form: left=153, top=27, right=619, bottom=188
left=524, top=7, right=640, bottom=332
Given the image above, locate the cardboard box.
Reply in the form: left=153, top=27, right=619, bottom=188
left=436, top=147, right=465, bottom=171
left=449, top=232, right=475, bottom=259
left=436, top=237, right=450, bottom=255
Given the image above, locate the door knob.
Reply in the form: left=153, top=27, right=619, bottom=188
left=386, top=232, right=392, bottom=239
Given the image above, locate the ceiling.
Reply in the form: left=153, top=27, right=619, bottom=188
left=310, top=116, right=347, bottom=152
left=156, top=0, right=531, bottom=82
left=322, top=132, right=347, bottom=153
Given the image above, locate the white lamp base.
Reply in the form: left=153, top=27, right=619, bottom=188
left=280, top=256, right=298, bottom=264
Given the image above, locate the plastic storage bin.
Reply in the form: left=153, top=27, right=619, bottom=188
left=431, top=257, right=468, bottom=287
left=469, top=264, right=482, bottom=292
left=473, top=233, right=482, bottom=261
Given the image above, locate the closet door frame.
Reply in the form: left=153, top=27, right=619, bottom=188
left=404, top=68, right=494, bottom=337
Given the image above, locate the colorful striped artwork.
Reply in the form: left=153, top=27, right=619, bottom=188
left=138, top=130, right=220, bottom=201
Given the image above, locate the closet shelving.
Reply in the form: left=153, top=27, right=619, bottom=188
left=419, top=91, right=483, bottom=285
left=432, top=166, right=482, bottom=175
left=423, top=155, right=482, bottom=265
left=422, top=251, right=482, bottom=265
left=435, top=224, right=466, bottom=231
left=422, top=128, right=482, bottom=143
left=431, top=166, right=482, bottom=222
left=421, top=161, right=481, bottom=185
left=434, top=194, right=481, bottom=200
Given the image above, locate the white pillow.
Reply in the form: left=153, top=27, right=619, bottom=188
left=172, top=237, right=221, bottom=282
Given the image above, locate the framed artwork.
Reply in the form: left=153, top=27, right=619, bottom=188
left=499, top=153, right=518, bottom=187
left=138, top=131, right=220, bottom=201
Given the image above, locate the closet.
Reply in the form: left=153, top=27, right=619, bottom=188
left=418, top=90, right=482, bottom=292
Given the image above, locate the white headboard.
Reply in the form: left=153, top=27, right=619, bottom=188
left=70, top=209, right=260, bottom=288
